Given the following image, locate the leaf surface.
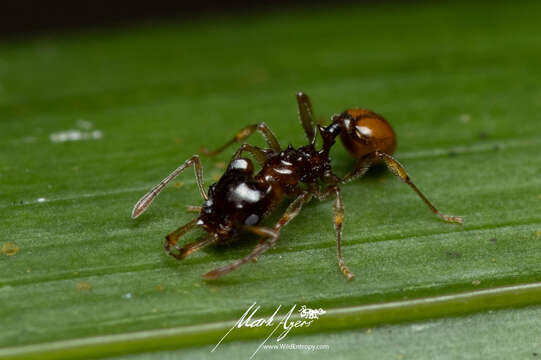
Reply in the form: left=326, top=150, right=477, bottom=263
left=1, top=1, right=540, bottom=359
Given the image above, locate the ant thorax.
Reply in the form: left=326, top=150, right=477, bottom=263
left=256, top=144, right=332, bottom=188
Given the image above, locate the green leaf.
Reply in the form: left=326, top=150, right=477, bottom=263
left=1, top=1, right=541, bottom=359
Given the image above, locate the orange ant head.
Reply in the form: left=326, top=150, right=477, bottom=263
left=334, top=109, right=397, bottom=159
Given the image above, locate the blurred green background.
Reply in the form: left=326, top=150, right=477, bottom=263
left=1, top=1, right=541, bottom=359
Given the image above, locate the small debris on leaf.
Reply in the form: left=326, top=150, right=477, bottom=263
left=1, top=242, right=20, bottom=256
left=76, top=282, right=92, bottom=291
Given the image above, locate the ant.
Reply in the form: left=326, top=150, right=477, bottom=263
left=132, top=92, right=463, bottom=280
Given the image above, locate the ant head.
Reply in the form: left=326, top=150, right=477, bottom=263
left=333, top=109, right=396, bottom=158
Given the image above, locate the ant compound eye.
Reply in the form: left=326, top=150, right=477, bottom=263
left=227, top=158, right=254, bottom=173
left=244, top=214, right=260, bottom=226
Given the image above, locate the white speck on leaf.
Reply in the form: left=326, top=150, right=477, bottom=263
left=411, top=324, right=431, bottom=332
left=459, top=114, right=471, bottom=123
left=49, top=129, right=102, bottom=143
left=76, top=119, right=94, bottom=130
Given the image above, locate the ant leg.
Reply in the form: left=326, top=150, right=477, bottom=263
left=296, top=92, right=316, bottom=144
left=164, top=218, right=198, bottom=257
left=374, top=151, right=463, bottom=224
left=167, top=229, right=218, bottom=260
left=232, top=143, right=271, bottom=166
left=203, top=191, right=313, bottom=279
left=314, top=185, right=354, bottom=280
left=186, top=205, right=202, bottom=213
left=203, top=226, right=278, bottom=280
left=200, top=122, right=281, bottom=155
left=330, top=185, right=354, bottom=280
left=131, top=155, right=207, bottom=218
left=340, top=154, right=375, bottom=184
left=165, top=218, right=219, bottom=260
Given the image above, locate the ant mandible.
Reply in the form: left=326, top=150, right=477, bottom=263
left=131, top=92, right=463, bottom=280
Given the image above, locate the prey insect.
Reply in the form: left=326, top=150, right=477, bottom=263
left=132, top=92, right=463, bottom=280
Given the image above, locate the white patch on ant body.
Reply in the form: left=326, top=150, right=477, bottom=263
left=230, top=183, right=261, bottom=203
left=273, top=167, right=293, bottom=175
left=280, top=159, right=293, bottom=166
left=356, top=125, right=373, bottom=137
left=228, top=159, right=250, bottom=171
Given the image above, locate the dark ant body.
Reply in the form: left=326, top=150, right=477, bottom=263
left=132, top=93, right=463, bottom=280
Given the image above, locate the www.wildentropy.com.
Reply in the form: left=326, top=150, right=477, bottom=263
left=262, top=343, right=330, bottom=351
